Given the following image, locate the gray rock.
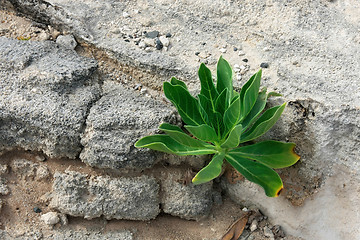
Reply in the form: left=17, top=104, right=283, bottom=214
left=161, top=169, right=213, bottom=220
left=56, top=34, right=77, bottom=49
left=0, top=37, right=100, bottom=158
left=51, top=229, right=133, bottom=240
left=0, top=177, right=9, bottom=195
left=49, top=171, right=160, bottom=220
left=80, top=82, right=177, bottom=170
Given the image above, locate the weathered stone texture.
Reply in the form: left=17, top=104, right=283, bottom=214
left=161, top=170, right=213, bottom=220
left=80, top=82, right=178, bottom=170
left=49, top=171, right=160, bottom=220
left=0, top=37, right=100, bottom=158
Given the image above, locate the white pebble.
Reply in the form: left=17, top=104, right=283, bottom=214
left=122, top=12, right=130, bottom=18
left=133, top=9, right=140, bottom=14
left=145, top=47, right=153, bottom=52
left=144, top=38, right=156, bottom=47
left=219, top=48, right=227, bottom=53
left=138, top=41, right=146, bottom=49
left=263, top=47, right=270, bottom=51
left=242, top=207, right=248, bottom=212
left=41, top=212, right=60, bottom=225
left=159, top=35, right=170, bottom=47
left=250, top=220, right=258, bottom=232
left=240, top=65, right=246, bottom=70
left=238, top=50, right=245, bottom=56
left=234, top=64, right=240, bottom=69
left=236, top=74, right=242, bottom=81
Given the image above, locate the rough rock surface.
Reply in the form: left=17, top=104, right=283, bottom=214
left=161, top=169, right=213, bottom=220
left=80, top=81, right=178, bottom=170
left=0, top=37, right=100, bottom=158
left=50, top=230, right=134, bottom=240
left=49, top=171, right=160, bottom=220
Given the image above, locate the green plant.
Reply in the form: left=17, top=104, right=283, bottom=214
left=135, top=57, right=300, bottom=197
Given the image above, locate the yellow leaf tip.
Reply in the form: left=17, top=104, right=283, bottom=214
left=275, top=186, right=283, bottom=197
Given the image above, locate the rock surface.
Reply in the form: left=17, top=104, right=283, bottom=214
left=80, top=82, right=178, bottom=170
left=49, top=171, right=160, bottom=220
left=0, top=37, right=100, bottom=158
left=161, top=169, right=213, bottom=220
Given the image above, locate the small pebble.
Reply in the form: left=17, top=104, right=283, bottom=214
left=124, top=39, right=130, bottom=42
left=122, top=12, right=130, bottom=18
left=234, top=64, right=240, bottom=69
left=263, top=47, right=270, bottom=51
left=250, top=220, right=258, bottom=232
left=41, top=212, right=60, bottom=225
left=155, top=38, right=163, bottom=50
left=260, top=62, right=269, bottom=68
left=236, top=74, right=242, bottom=81
left=166, top=33, right=172, bottom=38
left=263, top=226, right=275, bottom=238
left=140, top=88, right=148, bottom=94
left=134, top=83, right=142, bottom=90
left=145, top=30, right=159, bottom=39
left=240, top=65, right=246, bottom=70
left=242, top=58, right=248, bottom=62
left=195, top=52, right=200, bottom=56
left=233, top=47, right=238, bottom=51
left=238, top=50, right=245, bottom=56
left=33, top=207, right=42, bottom=213
left=144, top=38, right=156, bottom=47
left=242, top=207, right=248, bottom=212
left=219, top=48, right=227, bottom=53
left=145, top=47, right=152, bottom=52
left=159, top=35, right=170, bottom=47
left=138, top=41, right=146, bottom=49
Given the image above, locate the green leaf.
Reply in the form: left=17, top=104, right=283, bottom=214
left=216, top=56, right=233, bottom=104
left=215, top=88, right=229, bottom=115
left=229, top=141, right=300, bottom=168
left=185, top=124, right=219, bottom=142
left=135, top=135, right=216, bottom=156
left=221, top=124, right=242, bottom=149
left=225, top=154, right=283, bottom=197
left=198, top=94, right=213, bottom=124
left=241, top=88, right=267, bottom=131
left=170, top=77, right=188, bottom=90
left=164, top=82, right=205, bottom=126
left=223, top=95, right=241, bottom=132
left=239, top=70, right=261, bottom=121
left=240, top=103, right=286, bottom=143
left=159, top=123, right=215, bottom=149
left=199, top=63, right=218, bottom=111
left=192, top=153, right=225, bottom=185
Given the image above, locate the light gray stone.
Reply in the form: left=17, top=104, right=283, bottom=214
left=80, top=82, right=178, bottom=170
left=161, top=169, right=213, bottom=220
left=49, top=171, right=160, bottom=220
left=41, top=212, right=60, bottom=225
left=51, top=229, right=133, bottom=240
left=0, top=37, right=100, bottom=158
left=56, top=34, right=77, bottom=49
